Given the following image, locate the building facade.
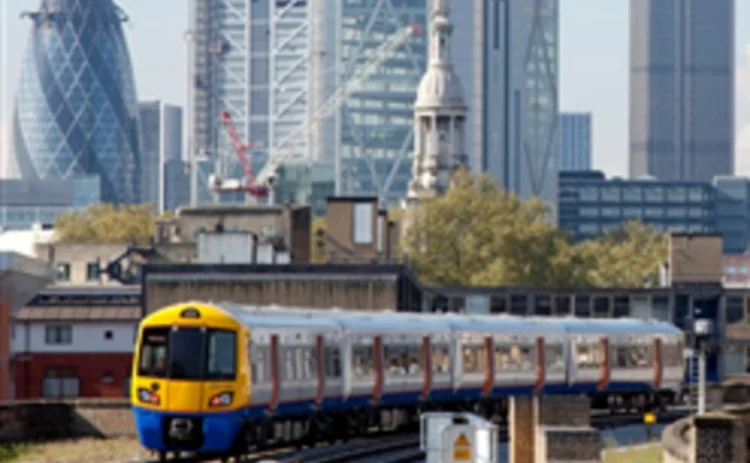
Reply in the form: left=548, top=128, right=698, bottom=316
left=188, top=0, right=335, bottom=206
left=10, top=0, right=142, bottom=204
left=560, top=113, right=592, bottom=171
left=448, top=0, right=559, bottom=209
left=138, top=101, right=186, bottom=213
left=0, top=177, right=100, bottom=230
left=11, top=287, right=139, bottom=399
left=629, top=0, right=734, bottom=181
left=558, top=171, right=750, bottom=254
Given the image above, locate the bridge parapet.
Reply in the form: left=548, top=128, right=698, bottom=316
left=662, top=406, right=749, bottom=463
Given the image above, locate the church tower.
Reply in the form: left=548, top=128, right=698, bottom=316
left=404, top=0, right=467, bottom=207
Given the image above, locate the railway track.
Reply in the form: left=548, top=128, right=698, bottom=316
left=126, top=407, right=690, bottom=463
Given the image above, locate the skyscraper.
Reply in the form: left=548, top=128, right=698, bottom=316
left=560, top=113, right=592, bottom=171
left=10, top=0, right=142, bottom=204
left=451, top=0, right=559, bottom=209
left=138, top=101, right=186, bottom=213
left=629, top=0, right=734, bottom=181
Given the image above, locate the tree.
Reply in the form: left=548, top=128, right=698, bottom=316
left=401, top=168, right=668, bottom=288
left=54, top=203, right=156, bottom=244
left=311, top=216, right=327, bottom=263
left=578, top=221, right=668, bottom=287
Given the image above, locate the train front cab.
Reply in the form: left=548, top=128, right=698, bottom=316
left=131, top=304, right=249, bottom=455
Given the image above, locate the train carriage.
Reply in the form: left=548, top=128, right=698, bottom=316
left=131, top=301, right=686, bottom=461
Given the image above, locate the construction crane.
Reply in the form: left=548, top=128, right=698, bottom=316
left=251, top=23, right=423, bottom=194
left=208, top=110, right=267, bottom=197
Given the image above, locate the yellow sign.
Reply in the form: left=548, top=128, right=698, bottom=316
left=643, top=412, right=656, bottom=425
left=453, top=433, right=471, bottom=461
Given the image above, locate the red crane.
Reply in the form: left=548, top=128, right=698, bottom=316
left=215, top=110, right=269, bottom=198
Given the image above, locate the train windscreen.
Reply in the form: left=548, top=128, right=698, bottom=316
left=138, top=327, right=237, bottom=380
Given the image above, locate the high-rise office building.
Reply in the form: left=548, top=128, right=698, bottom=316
left=138, top=101, right=186, bottom=213
left=560, top=113, right=592, bottom=171
left=451, top=0, right=559, bottom=209
left=629, top=0, right=734, bottom=181
left=188, top=0, right=335, bottom=206
left=10, top=0, right=142, bottom=204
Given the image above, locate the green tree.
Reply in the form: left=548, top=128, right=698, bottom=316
left=402, top=168, right=668, bottom=288
left=579, top=221, right=668, bottom=287
left=402, top=168, right=578, bottom=286
left=311, top=216, right=327, bottom=263
left=54, top=203, right=155, bottom=244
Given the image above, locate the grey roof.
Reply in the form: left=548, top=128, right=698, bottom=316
left=15, top=305, right=141, bottom=322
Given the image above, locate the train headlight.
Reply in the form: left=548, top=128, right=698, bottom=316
left=137, top=388, right=160, bottom=405
left=208, top=391, right=234, bottom=407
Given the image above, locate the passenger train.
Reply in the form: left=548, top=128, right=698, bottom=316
left=130, top=301, right=685, bottom=461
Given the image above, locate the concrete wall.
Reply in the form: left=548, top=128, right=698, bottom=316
left=144, top=278, right=400, bottom=314
left=0, top=399, right=134, bottom=443
left=669, top=234, right=723, bottom=284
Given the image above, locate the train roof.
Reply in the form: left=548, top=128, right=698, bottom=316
left=207, top=302, right=681, bottom=335
left=529, top=316, right=682, bottom=335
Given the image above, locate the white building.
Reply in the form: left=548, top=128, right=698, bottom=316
left=405, top=0, right=467, bottom=201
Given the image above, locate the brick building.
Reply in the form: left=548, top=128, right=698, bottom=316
left=11, top=286, right=140, bottom=399
left=0, top=251, right=52, bottom=400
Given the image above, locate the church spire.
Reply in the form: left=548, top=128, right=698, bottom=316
left=403, top=0, right=467, bottom=203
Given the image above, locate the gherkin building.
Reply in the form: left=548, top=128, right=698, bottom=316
left=10, top=0, right=141, bottom=204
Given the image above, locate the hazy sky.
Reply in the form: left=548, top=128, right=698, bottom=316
left=1, top=0, right=749, bottom=177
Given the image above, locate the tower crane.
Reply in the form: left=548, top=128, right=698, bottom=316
left=209, top=110, right=266, bottom=197
left=206, top=23, right=423, bottom=200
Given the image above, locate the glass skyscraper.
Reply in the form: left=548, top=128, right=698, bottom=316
left=10, top=0, right=142, bottom=204
left=559, top=113, right=592, bottom=171
left=629, top=0, right=734, bottom=182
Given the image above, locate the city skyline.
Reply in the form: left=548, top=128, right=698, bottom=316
left=1, top=0, right=750, bottom=179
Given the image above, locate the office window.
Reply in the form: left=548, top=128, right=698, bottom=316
left=45, top=325, right=73, bottom=345
left=727, top=265, right=736, bottom=275
left=352, top=203, right=373, bottom=244
left=86, top=262, right=100, bottom=281
left=741, top=265, right=748, bottom=275
left=726, top=297, right=744, bottom=324
left=55, top=263, right=71, bottom=282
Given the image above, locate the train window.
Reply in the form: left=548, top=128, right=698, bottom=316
left=325, top=346, right=341, bottom=378
left=575, top=343, right=603, bottom=369
left=138, top=328, right=169, bottom=378
left=462, top=344, right=487, bottom=374
left=613, top=345, right=652, bottom=368
left=385, top=345, right=422, bottom=376
left=283, top=347, right=296, bottom=381
left=251, top=346, right=269, bottom=384
left=302, top=347, right=316, bottom=379
left=662, top=343, right=682, bottom=367
left=352, top=345, right=374, bottom=379
left=494, top=345, right=513, bottom=371
left=432, top=345, right=450, bottom=374
left=544, top=344, right=565, bottom=372
left=495, top=344, right=534, bottom=371
left=206, top=330, right=236, bottom=380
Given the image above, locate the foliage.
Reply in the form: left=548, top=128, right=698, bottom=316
left=402, top=168, right=668, bottom=288
left=311, top=216, right=327, bottom=263
left=0, top=443, right=28, bottom=461
left=54, top=203, right=156, bottom=244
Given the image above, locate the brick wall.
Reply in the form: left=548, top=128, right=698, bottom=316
left=13, top=353, right=132, bottom=399
left=0, top=399, right=134, bottom=443
left=0, top=300, right=9, bottom=401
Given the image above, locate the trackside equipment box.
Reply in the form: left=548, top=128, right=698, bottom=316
left=420, top=412, right=498, bottom=463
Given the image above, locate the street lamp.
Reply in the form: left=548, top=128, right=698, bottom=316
left=684, top=316, right=720, bottom=415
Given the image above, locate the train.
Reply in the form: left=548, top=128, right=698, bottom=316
left=130, top=301, right=685, bottom=461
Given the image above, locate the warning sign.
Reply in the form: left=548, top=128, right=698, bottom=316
left=453, top=433, right=471, bottom=460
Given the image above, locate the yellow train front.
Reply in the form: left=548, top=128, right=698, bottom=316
left=130, top=302, right=250, bottom=457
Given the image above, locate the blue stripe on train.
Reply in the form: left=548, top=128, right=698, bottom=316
left=133, top=381, right=662, bottom=452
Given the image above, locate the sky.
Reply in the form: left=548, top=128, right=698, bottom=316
left=1, top=0, right=749, bottom=178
